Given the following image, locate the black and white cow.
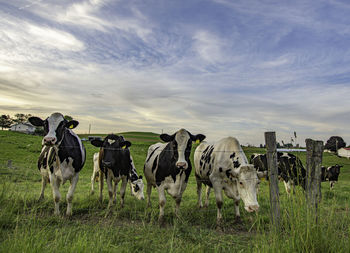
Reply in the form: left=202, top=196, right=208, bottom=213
left=144, top=129, right=205, bottom=223
left=250, top=152, right=306, bottom=194
left=29, top=113, right=86, bottom=216
left=321, top=164, right=342, bottom=189
left=91, top=151, right=144, bottom=202
left=90, top=134, right=144, bottom=208
left=194, top=137, right=263, bottom=224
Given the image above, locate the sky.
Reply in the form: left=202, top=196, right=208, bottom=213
left=1, top=0, right=350, bottom=146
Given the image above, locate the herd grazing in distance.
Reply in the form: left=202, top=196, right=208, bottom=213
left=27, top=112, right=344, bottom=225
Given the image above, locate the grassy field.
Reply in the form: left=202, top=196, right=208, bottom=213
left=0, top=130, right=349, bottom=252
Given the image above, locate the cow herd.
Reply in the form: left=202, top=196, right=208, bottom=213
left=28, top=113, right=343, bottom=225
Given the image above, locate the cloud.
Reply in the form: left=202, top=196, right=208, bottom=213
left=1, top=0, right=350, bottom=146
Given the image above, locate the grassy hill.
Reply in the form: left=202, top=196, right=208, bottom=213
left=0, top=130, right=349, bottom=252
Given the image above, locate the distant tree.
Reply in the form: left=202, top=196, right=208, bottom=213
left=13, top=113, right=32, bottom=124
left=259, top=144, right=264, bottom=148
left=64, top=115, right=73, bottom=121
left=324, top=136, right=346, bottom=152
left=276, top=142, right=281, bottom=148
left=0, top=115, right=13, bottom=130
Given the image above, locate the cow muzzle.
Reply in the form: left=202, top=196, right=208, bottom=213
left=245, top=204, right=259, bottom=213
left=176, top=162, right=188, bottom=170
left=43, top=137, right=57, bottom=146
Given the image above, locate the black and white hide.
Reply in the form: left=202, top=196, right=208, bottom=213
left=321, top=164, right=342, bottom=189
left=143, top=129, right=205, bottom=223
left=91, top=151, right=144, bottom=202
left=250, top=152, right=306, bottom=195
left=90, top=134, right=144, bottom=208
left=29, top=112, right=86, bottom=216
left=194, top=137, right=263, bottom=224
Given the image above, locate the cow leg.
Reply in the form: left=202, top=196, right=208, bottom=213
left=212, top=182, right=223, bottom=225
left=204, top=186, right=211, bottom=208
left=99, top=171, right=104, bottom=203
left=283, top=180, right=292, bottom=196
left=234, top=199, right=241, bottom=219
left=120, top=178, right=128, bottom=208
left=106, top=170, right=114, bottom=208
left=147, top=183, right=152, bottom=207
left=91, top=169, right=97, bottom=195
left=38, top=176, right=48, bottom=201
left=196, top=179, right=203, bottom=208
left=175, top=196, right=182, bottom=217
left=50, top=175, right=61, bottom=216
left=66, top=173, right=79, bottom=216
left=113, top=180, right=118, bottom=204
left=157, top=186, right=167, bottom=224
left=330, top=181, right=335, bottom=189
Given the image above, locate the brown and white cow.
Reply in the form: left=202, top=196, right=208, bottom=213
left=29, top=112, right=86, bottom=216
left=144, top=129, right=205, bottom=224
left=90, top=134, right=144, bottom=208
left=194, top=137, right=263, bottom=224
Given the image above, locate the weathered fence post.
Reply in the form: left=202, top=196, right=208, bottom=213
left=305, top=139, right=323, bottom=219
left=265, top=132, right=280, bottom=230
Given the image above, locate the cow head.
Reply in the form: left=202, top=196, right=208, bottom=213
left=232, top=165, right=260, bottom=213
left=29, top=112, right=79, bottom=146
left=130, top=175, right=145, bottom=200
left=91, top=134, right=131, bottom=170
left=160, top=129, right=206, bottom=170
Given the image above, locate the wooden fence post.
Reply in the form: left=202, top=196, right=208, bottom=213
left=305, top=139, right=323, bottom=219
left=265, top=132, right=280, bottom=230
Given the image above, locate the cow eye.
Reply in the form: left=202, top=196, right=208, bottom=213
left=239, top=182, right=243, bottom=186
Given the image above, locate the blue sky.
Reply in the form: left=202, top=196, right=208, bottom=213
left=1, top=0, right=350, bottom=146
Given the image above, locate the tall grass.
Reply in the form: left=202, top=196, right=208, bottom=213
left=1, top=131, right=350, bottom=252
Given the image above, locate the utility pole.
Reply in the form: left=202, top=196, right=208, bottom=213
left=88, top=124, right=91, bottom=135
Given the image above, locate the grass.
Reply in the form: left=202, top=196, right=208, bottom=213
left=0, top=130, right=349, bottom=252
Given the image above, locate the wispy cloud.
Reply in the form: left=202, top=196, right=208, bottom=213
left=1, top=0, right=350, bottom=146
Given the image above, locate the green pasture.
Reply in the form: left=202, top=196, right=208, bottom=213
left=0, top=130, right=349, bottom=252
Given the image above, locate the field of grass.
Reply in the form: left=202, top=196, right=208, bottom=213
left=0, top=130, right=350, bottom=252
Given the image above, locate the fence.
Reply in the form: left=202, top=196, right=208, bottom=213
left=265, top=132, right=324, bottom=230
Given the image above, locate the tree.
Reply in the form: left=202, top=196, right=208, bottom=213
left=0, top=115, right=13, bottom=130
left=324, top=136, right=346, bottom=152
left=13, top=113, right=32, bottom=124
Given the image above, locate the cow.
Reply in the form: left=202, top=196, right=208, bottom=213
left=143, top=129, right=205, bottom=224
left=90, top=134, right=144, bottom=209
left=321, top=164, right=342, bottom=189
left=29, top=112, right=86, bottom=216
left=194, top=137, right=263, bottom=225
left=250, top=152, right=306, bottom=195
left=91, top=152, right=144, bottom=201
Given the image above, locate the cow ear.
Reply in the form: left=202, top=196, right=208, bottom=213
left=192, top=134, right=206, bottom=143
left=121, top=141, right=131, bottom=149
left=66, top=120, right=79, bottom=129
left=91, top=139, right=103, bottom=147
left=28, top=117, right=44, bottom=126
left=139, top=175, right=143, bottom=179
left=160, top=134, right=174, bottom=142
left=257, top=171, right=267, bottom=179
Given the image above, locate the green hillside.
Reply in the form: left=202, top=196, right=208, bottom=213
left=0, top=130, right=349, bottom=252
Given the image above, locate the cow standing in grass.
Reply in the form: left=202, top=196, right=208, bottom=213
left=144, top=129, right=205, bottom=224
left=194, top=137, right=263, bottom=225
left=250, top=152, right=306, bottom=195
left=91, top=134, right=144, bottom=208
left=91, top=151, right=144, bottom=202
left=321, top=164, right=342, bottom=189
left=29, top=113, right=86, bottom=216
